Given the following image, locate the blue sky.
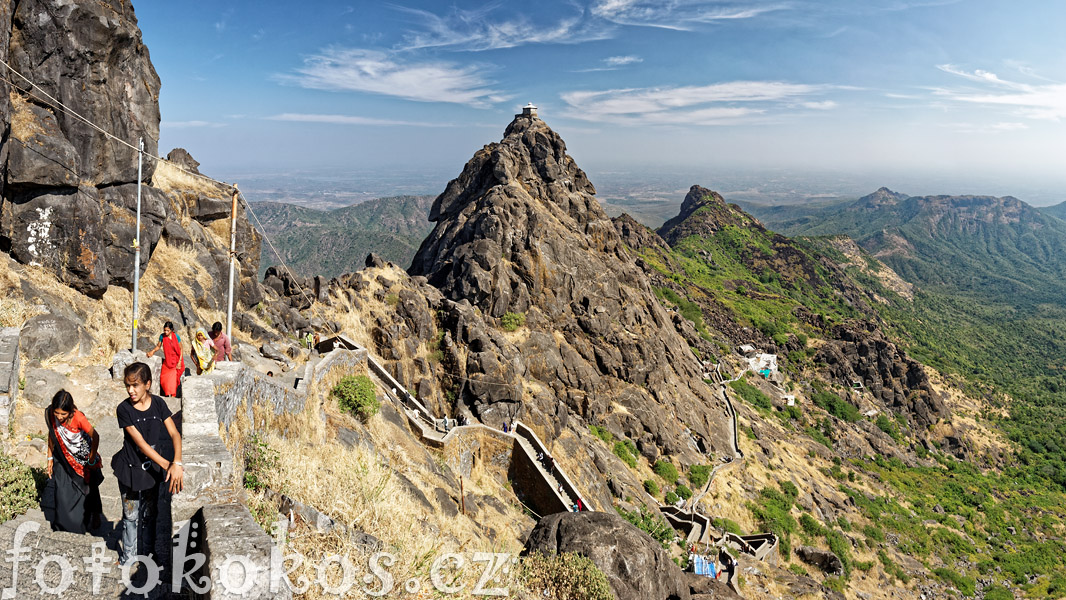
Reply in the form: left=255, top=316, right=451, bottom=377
left=137, top=1, right=1066, bottom=201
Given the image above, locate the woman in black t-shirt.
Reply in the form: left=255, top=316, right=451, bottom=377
left=111, top=362, right=184, bottom=566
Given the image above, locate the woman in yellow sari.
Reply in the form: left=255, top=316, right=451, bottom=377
left=191, top=327, right=216, bottom=374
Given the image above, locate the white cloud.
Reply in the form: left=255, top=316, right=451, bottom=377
left=396, top=6, right=612, bottom=51
left=949, top=121, right=1029, bottom=134
left=591, top=0, right=788, bottom=30
left=801, top=100, right=838, bottom=109
left=935, top=65, right=1066, bottom=120
left=279, top=49, right=508, bottom=107
left=561, top=80, right=833, bottom=125
left=605, top=55, right=643, bottom=67
left=266, top=113, right=451, bottom=127
left=161, top=120, right=226, bottom=129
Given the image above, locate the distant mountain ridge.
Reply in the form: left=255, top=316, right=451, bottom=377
left=253, top=195, right=434, bottom=278
left=748, top=187, right=1066, bottom=488
left=751, top=188, right=1066, bottom=304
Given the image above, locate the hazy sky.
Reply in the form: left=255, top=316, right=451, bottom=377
left=136, top=1, right=1066, bottom=201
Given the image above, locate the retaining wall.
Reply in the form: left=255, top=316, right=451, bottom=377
left=0, top=328, right=19, bottom=437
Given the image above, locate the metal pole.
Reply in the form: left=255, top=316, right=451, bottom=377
left=131, top=138, right=144, bottom=352
left=226, top=184, right=239, bottom=340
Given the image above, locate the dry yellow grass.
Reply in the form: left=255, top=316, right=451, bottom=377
left=151, top=160, right=230, bottom=198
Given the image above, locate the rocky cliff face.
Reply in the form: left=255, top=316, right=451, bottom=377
left=0, top=0, right=261, bottom=308
left=410, top=112, right=733, bottom=463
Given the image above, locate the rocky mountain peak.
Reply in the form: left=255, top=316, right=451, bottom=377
left=656, top=184, right=745, bottom=246
left=426, top=111, right=599, bottom=227
left=409, top=114, right=733, bottom=464
left=856, top=187, right=908, bottom=210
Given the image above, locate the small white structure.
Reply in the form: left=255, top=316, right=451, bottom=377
left=738, top=344, right=757, bottom=357
left=522, top=102, right=538, bottom=118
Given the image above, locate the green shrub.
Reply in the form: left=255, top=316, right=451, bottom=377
left=933, top=567, right=975, bottom=596
left=688, top=464, right=711, bottom=489
left=730, top=379, right=772, bottom=410
left=788, top=564, right=807, bottom=577
left=519, top=551, right=613, bottom=600
left=665, top=491, right=680, bottom=504
left=799, top=514, right=826, bottom=537
left=826, top=529, right=852, bottom=577
left=0, top=451, right=39, bottom=521
left=643, top=479, right=660, bottom=496
left=824, top=577, right=846, bottom=593
left=332, top=374, right=380, bottom=421
left=589, top=425, right=614, bottom=444
left=811, top=390, right=860, bottom=422
left=616, top=506, right=674, bottom=550
left=748, top=486, right=797, bottom=559
left=779, top=480, right=799, bottom=499
left=653, top=460, right=679, bottom=484
left=875, top=413, right=902, bottom=442
left=712, top=517, right=744, bottom=536
left=501, top=311, right=526, bottom=332
left=243, top=433, right=278, bottom=492
left=853, top=560, right=874, bottom=571
left=613, top=440, right=638, bottom=469
left=982, top=586, right=1013, bottom=600
left=676, top=484, right=692, bottom=500
left=837, top=516, right=852, bottom=531
left=863, top=524, right=885, bottom=543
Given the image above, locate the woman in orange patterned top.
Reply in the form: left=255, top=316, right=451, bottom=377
left=46, top=390, right=103, bottom=533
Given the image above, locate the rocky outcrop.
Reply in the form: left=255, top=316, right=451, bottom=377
left=658, top=185, right=732, bottom=245
left=408, top=112, right=732, bottom=462
left=816, top=325, right=947, bottom=430
left=0, top=0, right=261, bottom=306
left=795, top=545, right=844, bottom=576
left=523, top=511, right=691, bottom=600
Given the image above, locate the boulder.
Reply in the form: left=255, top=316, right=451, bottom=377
left=4, top=187, right=109, bottom=296
left=165, top=148, right=201, bottom=174
left=20, top=314, right=91, bottom=361
left=795, top=545, right=844, bottom=576
left=523, top=511, right=691, bottom=600
left=22, top=368, right=68, bottom=409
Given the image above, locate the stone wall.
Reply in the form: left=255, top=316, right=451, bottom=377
left=0, top=328, right=20, bottom=437
left=508, top=438, right=570, bottom=517
left=173, top=349, right=367, bottom=599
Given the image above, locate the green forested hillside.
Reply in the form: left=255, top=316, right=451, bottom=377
left=750, top=189, right=1066, bottom=490
left=627, top=185, right=1066, bottom=597
left=253, top=195, right=434, bottom=277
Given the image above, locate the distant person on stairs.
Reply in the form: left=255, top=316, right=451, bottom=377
left=209, top=321, right=232, bottom=362
left=112, top=362, right=184, bottom=566
left=45, top=390, right=103, bottom=533
left=146, top=322, right=184, bottom=397
left=191, top=327, right=216, bottom=375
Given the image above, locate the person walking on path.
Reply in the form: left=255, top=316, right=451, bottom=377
left=146, top=322, right=183, bottom=397
left=209, top=321, right=232, bottom=362
left=191, top=327, right=216, bottom=375
left=111, top=362, right=184, bottom=566
left=45, top=390, right=103, bottom=533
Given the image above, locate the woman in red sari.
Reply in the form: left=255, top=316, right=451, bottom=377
left=146, top=321, right=184, bottom=397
